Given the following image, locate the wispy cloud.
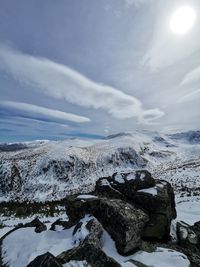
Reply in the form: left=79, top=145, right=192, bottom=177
left=178, top=89, right=200, bottom=103
left=124, top=0, right=151, bottom=8
left=0, top=101, right=90, bottom=123
left=181, top=65, right=200, bottom=86
left=0, top=45, right=164, bottom=124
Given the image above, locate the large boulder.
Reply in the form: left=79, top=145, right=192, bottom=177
left=91, top=198, right=149, bottom=254
left=65, top=170, right=176, bottom=250
left=57, top=244, right=122, bottom=267
left=65, top=196, right=149, bottom=254
left=26, top=252, right=62, bottom=267
left=131, top=180, right=176, bottom=240
left=95, top=172, right=176, bottom=241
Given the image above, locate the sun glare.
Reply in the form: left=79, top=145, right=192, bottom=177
left=170, top=6, right=196, bottom=35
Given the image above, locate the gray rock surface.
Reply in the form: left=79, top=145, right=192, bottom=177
left=26, top=252, right=62, bottom=267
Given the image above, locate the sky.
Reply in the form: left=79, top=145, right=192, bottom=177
left=0, top=0, right=200, bottom=141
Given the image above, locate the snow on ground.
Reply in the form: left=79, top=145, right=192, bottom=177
left=2, top=227, right=74, bottom=267
left=0, top=227, right=14, bottom=238
left=176, top=198, right=200, bottom=225
left=1, top=222, right=191, bottom=267
left=1, top=197, right=199, bottom=267
left=0, top=213, right=68, bottom=238
left=131, top=247, right=190, bottom=267
left=102, top=229, right=190, bottom=267
left=72, top=215, right=91, bottom=246
left=0, top=196, right=198, bottom=267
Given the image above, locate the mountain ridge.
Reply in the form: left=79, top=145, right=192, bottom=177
left=0, top=130, right=199, bottom=202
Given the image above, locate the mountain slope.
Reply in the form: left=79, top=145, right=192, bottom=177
left=0, top=131, right=199, bottom=202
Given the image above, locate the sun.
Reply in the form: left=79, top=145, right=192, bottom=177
left=170, top=6, right=196, bottom=35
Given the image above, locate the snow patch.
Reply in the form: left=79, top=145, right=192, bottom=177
left=137, top=187, right=158, bottom=196
left=176, top=199, right=200, bottom=225
left=114, top=173, right=125, bottom=184
left=2, top=227, right=74, bottom=267
left=77, top=195, right=98, bottom=200
left=126, top=173, right=136, bottom=181
left=63, top=261, right=91, bottom=267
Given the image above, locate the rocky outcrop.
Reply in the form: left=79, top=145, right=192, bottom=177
left=1, top=169, right=181, bottom=267
left=25, top=217, right=47, bottom=233
left=57, top=244, right=122, bottom=267
left=94, top=171, right=176, bottom=241
left=95, top=170, right=155, bottom=199
left=72, top=216, right=103, bottom=248
left=26, top=252, right=62, bottom=267
left=134, top=180, right=176, bottom=240
left=66, top=196, right=149, bottom=254
left=177, top=220, right=200, bottom=253
left=64, top=170, right=177, bottom=252
left=50, top=218, right=74, bottom=231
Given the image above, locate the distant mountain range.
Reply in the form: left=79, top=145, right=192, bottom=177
left=0, top=130, right=199, bottom=202
left=168, top=130, right=200, bottom=143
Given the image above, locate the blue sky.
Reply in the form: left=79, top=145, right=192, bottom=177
left=0, top=0, right=200, bottom=141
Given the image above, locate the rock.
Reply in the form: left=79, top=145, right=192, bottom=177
left=132, top=180, right=176, bottom=240
left=177, top=221, right=200, bottom=253
left=26, top=252, right=62, bottom=267
left=193, top=221, right=200, bottom=241
left=25, top=218, right=47, bottom=233
left=95, top=174, right=176, bottom=241
left=65, top=171, right=176, bottom=248
left=57, top=244, right=122, bottom=267
left=96, top=170, right=155, bottom=200
left=65, top=196, right=149, bottom=254
left=92, top=198, right=149, bottom=254
left=95, top=178, right=125, bottom=200
left=165, top=243, right=200, bottom=267
left=72, top=216, right=103, bottom=248
left=50, top=218, right=74, bottom=231
left=133, top=180, right=176, bottom=214
left=65, top=195, right=90, bottom=225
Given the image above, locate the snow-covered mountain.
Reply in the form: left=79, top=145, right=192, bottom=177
left=169, top=130, right=200, bottom=144
left=0, top=130, right=199, bottom=202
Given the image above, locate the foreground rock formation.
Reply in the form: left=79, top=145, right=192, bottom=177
left=94, top=170, right=176, bottom=241
left=64, top=170, right=176, bottom=253
left=1, top=170, right=199, bottom=267
left=26, top=252, right=62, bottom=267
left=24, top=170, right=179, bottom=266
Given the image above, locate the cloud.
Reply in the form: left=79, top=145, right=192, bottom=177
left=181, top=65, right=200, bottom=86
left=0, top=45, right=164, bottom=124
left=178, top=89, right=200, bottom=103
left=0, top=101, right=90, bottom=123
left=124, top=0, right=151, bottom=8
